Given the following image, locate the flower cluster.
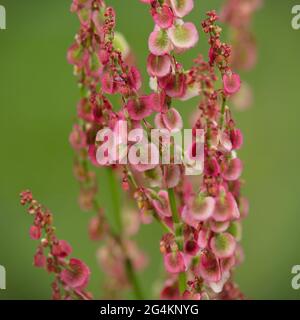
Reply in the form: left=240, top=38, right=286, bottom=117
left=20, top=0, right=260, bottom=300
left=68, top=0, right=148, bottom=299
left=20, top=190, right=91, bottom=300
left=220, top=0, right=263, bottom=110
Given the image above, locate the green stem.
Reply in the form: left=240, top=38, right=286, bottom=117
left=107, top=167, right=144, bottom=300
left=219, top=96, right=227, bottom=129
left=107, top=167, right=122, bottom=234
left=167, top=188, right=187, bottom=294
left=125, top=258, right=144, bottom=300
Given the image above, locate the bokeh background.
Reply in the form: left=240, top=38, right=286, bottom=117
left=0, top=0, right=300, bottom=299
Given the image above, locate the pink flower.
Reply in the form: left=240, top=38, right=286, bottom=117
left=148, top=92, right=167, bottom=112
left=148, top=28, right=172, bottom=56
left=230, top=128, right=243, bottom=150
left=184, top=240, right=200, bottom=256
left=128, top=66, right=142, bottom=91
left=153, top=5, right=174, bottom=29
left=164, top=251, right=186, bottom=274
left=60, top=258, right=90, bottom=289
left=125, top=96, right=153, bottom=120
left=209, top=220, right=230, bottom=233
left=155, top=108, right=183, bottom=132
left=52, top=240, right=72, bottom=258
left=210, top=233, right=236, bottom=259
left=152, top=190, right=172, bottom=218
left=168, top=22, right=199, bottom=50
left=147, top=53, right=171, bottom=78
left=205, top=156, right=220, bottom=177
left=67, top=43, right=88, bottom=68
left=221, top=158, right=243, bottom=181
left=170, top=0, right=194, bottom=18
left=163, top=165, right=181, bottom=188
left=197, top=251, right=221, bottom=282
left=223, top=72, right=241, bottom=95
left=213, top=190, right=240, bottom=222
left=197, top=228, right=210, bottom=249
left=29, top=225, right=41, bottom=240
left=101, top=72, right=117, bottom=94
left=221, top=255, right=236, bottom=274
left=189, top=196, right=215, bottom=222
left=160, top=73, right=187, bottom=98
left=34, top=251, right=46, bottom=268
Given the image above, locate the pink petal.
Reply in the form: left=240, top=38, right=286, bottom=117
left=161, top=73, right=187, bottom=98
left=210, top=233, right=236, bottom=259
left=148, top=92, right=166, bottom=112
left=221, top=256, right=236, bottom=274
left=125, top=96, right=153, bottom=121
left=197, top=251, right=221, bottom=282
left=164, top=251, right=186, bottom=274
left=101, top=72, right=116, bottom=94
left=152, top=190, right=172, bottom=218
left=184, top=240, right=200, bottom=256
left=190, top=196, right=215, bottom=222
left=221, top=158, right=243, bottom=181
left=147, top=53, right=172, bottom=78
left=230, top=128, right=243, bottom=150
left=148, top=28, right=172, bottom=56
left=128, top=66, right=142, bottom=91
left=213, top=191, right=240, bottom=222
left=161, top=108, right=183, bottom=132
left=164, top=164, right=181, bottom=188
left=29, top=225, right=41, bottom=240
left=197, top=228, right=210, bottom=249
left=170, top=0, right=194, bottom=18
left=168, top=22, right=199, bottom=50
left=60, top=258, right=90, bottom=289
left=223, top=73, right=241, bottom=95
left=209, top=220, right=230, bottom=233
left=153, top=5, right=174, bottom=29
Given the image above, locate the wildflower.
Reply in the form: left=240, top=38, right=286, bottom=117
left=149, top=28, right=172, bottom=56
left=170, top=0, right=194, bottom=18
left=155, top=108, right=183, bottom=132
left=152, top=190, right=172, bottom=218
left=213, top=189, right=240, bottom=222
left=196, top=251, right=221, bottom=283
left=52, top=240, right=72, bottom=258
left=29, top=225, right=41, bottom=240
left=147, top=53, right=171, bottom=78
left=153, top=5, right=174, bottom=29
left=125, top=97, right=153, bottom=121
left=223, top=73, right=241, bottom=95
left=189, top=195, right=215, bottom=222
left=168, top=22, right=199, bottom=50
left=164, top=251, right=186, bottom=274
left=210, top=233, right=236, bottom=259
left=60, top=258, right=90, bottom=289
left=221, top=158, right=243, bottom=181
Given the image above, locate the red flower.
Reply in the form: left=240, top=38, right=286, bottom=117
left=60, top=258, right=90, bottom=289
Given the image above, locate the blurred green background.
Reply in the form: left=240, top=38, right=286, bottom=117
left=0, top=0, right=300, bottom=299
